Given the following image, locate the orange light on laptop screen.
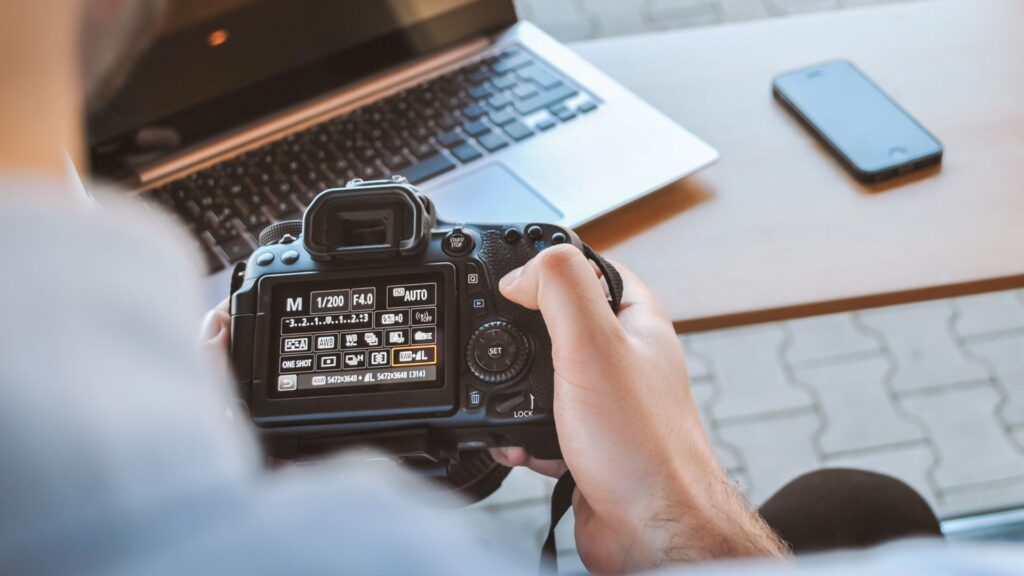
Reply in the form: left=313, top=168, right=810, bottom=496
left=208, top=29, right=229, bottom=47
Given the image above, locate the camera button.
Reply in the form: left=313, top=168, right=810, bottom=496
left=281, top=250, right=300, bottom=265
left=467, top=321, right=529, bottom=383
left=551, top=232, right=567, bottom=245
left=526, top=225, right=543, bottom=240
left=504, top=228, right=521, bottom=243
left=443, top=227, right=474, bottom=256
left=471, top=297, right=488, bottom=316
left=495, top=393, right=527, bottom=415
left=468, top=388, right=483, bottom=409
left=256, top=252, right=275, bottom=266
left=472, top=331, right=516, bottom=371
left=465, top=262, right=484, bottom=293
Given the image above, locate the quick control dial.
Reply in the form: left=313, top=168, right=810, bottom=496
left=466, top=321, right=530, bottom=384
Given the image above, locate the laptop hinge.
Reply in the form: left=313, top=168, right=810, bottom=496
left=136, top=35, right=496, bottom=190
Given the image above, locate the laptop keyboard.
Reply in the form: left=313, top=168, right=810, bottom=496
left=147, top=46, right=600, bottom=273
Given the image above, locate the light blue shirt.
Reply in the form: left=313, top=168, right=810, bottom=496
left=1, top=178, right=1021, bottom=575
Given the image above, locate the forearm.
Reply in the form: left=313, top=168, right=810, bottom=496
left=650, top=463, right=791, bottom=566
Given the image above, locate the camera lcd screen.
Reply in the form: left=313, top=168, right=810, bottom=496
left=268, top=271, right=445, bottom=398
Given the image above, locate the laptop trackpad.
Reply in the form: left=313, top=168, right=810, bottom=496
left=426, top=163, right=562, bottom=223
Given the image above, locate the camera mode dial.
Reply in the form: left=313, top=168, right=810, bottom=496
left=466, top=321, right=530, bottom=384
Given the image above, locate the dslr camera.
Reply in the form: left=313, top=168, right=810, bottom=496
left=230, top=177, right=620, bottom=493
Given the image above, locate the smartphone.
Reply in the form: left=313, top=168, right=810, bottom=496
left=772, top=60, right=942, bottom=183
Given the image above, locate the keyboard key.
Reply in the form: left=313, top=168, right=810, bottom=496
left=411, top=142, right=437, bottom=159
left=468, top=84, right=492, bottom=99
left=503, top=121, right=534, bottom=142
left=437, top=115, right=458, bottom=130
left=467, top=69, right=489, bottom=84
left=463, top=120, right=490, bottom=137
left=269, top=198, right=297, bottom=218
left=357, top=147, right=377, bottom=163
left=477, top=132, right=508, bottom=152
left=512, top=83, right=538, bottom=100
left=577, top=99, right=599, bottom=113
left=182, top=200, right=201, bottom=220
left=518, top=64, right=562, bottom=90
left=492, top=74, right=516, bottom=90
left=451, top=143, right=483, bottom=163
left=487, top=93, right=512, bottom=109
left=499, top=47, right=524, bottom=60
left=488, top=110, right=516, bottom=126
left=513, top=84, right=578, bottom=115
left=438, top=131, right=464, bottom=147
left=462, top=104, right=487, bottom=119
left=241, top=211, right=270, bottom=233
left=536, top=117, right=557, bottom=131
left=401, top=153, right=456, bottom=184
left=407, top=124, right=432, bottom=142
left=201, top=241, right=225, bottom=273
left=492, top=53, right=533, bottom=74
left=329, top=157, right=350, bottom=174
left=551, top=104, right=577, bottom=122
left=220, top=236, right=254, bottom=263
left=358, top=163, right=385, bottom=180
left=384, top=153, right=412, bottom=171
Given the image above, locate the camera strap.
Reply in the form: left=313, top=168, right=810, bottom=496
left=540, top=471, right=576, bottom=574
left=538, top=245, right=623, bottom=575
left=582, top=243, right=624, bottom=314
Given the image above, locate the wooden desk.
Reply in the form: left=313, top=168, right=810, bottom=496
left=571, top=0, right=1024, bottom=332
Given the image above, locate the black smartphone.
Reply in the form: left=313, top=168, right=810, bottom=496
left=772, top=60, right=942, bottom=183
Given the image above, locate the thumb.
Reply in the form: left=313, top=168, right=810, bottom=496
left=498, top=244, right=624, bottom=352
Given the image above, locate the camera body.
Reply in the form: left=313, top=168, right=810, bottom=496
left=230, top=178, right=583, bottom=464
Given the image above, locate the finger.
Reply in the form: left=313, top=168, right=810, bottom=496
left=200, top=297, right=231, bottom=346
left=499, top=244, right=625, bottom=350
left=489, top=447, right=568, bottom=479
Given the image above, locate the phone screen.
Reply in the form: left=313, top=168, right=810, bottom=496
left=773, top=60, right=942, bottom=182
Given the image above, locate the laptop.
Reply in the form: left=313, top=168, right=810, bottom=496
left=87, top=0, right=718, bottom=296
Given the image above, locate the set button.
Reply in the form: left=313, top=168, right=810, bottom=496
left=466, top=321, right=530, bottom=383
left=474, top=330, right=518, bottom=372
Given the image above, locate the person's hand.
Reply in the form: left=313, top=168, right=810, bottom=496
left=200, top=297, right=231, bottom=355
left=491, top=245, right=788, bottom=573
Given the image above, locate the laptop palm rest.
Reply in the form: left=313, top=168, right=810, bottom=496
left=424, top=163, right=562, bottom=224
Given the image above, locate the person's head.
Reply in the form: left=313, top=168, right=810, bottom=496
left=0, top=0, right=165, bottom=175
left=79, top=0, right=167, bottom=112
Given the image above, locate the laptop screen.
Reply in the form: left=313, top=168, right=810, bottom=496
left=88, top=0, right=517, bottom=180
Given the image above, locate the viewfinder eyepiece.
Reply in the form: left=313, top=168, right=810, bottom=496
left=303, top=180, right=434, bottom=261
